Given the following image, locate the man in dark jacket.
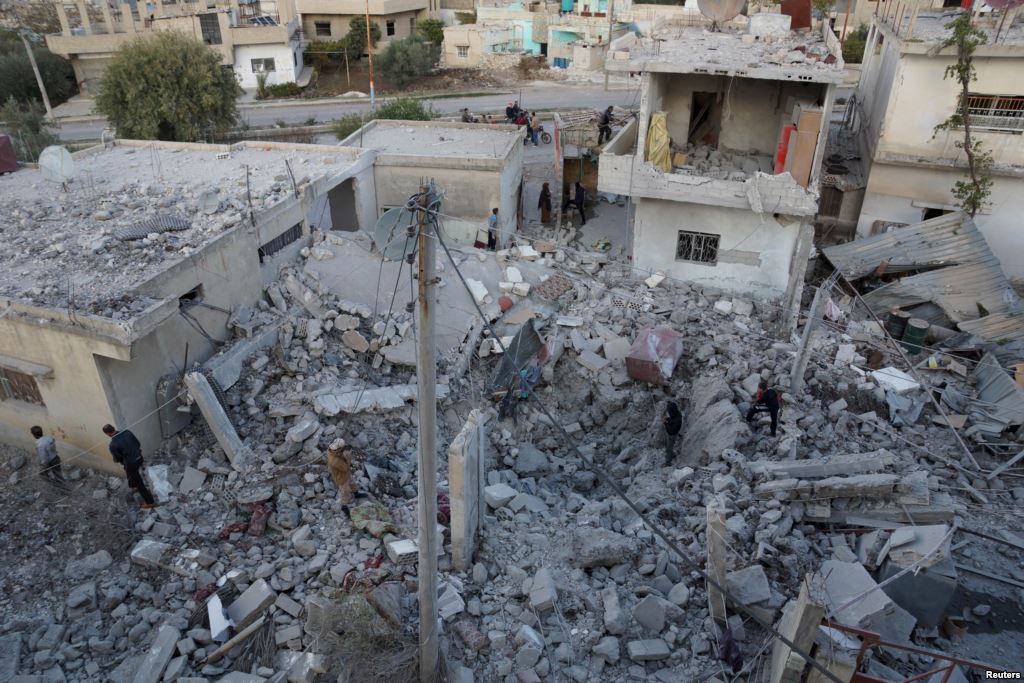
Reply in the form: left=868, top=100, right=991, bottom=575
left=662, top=400, right=682, bottom=466
left=103, top=424, right=157, bottom=508
left=746, top=381, right=780, bottom=436
left=562, top=182, right=587, bottom=225
left=598, top=105, right=615, bottom=144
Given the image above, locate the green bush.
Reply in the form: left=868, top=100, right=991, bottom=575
left=332, top=114, right=364, bottom=140
left=842, top=24, right=869, bottom=64
left=346, top=17, right=381, bottom=59
left=455, top=11, right=476, bottom=24
left=378, top=37, right=439, bottom=88
left=332, top=98, right=435, bottom=142
left=265, top=82, right=302, bottom=98
left=0, top=30, right=77, bottom=106
left=0, top=96, right=57, bottom=162
left=416, top=18, right=445, bottom=46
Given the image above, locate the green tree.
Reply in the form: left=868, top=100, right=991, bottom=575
left=0, top=96, right=57, bottom=162
left=416, top=18, right=445, bottom=46
left=378, top=37, right=439, bottom=88
left=0, top=30, right=77, bottom=106
left=841, top=24, right=868, bottom=63
left=933, top=10, right=992, bottom=218
left=95, top=32, right=241, bottom=141
left=345, top=16, right=381, bottom=59
left=0, top=1, right=62, bottom=35
left=455, top=11, right=477, bottom=24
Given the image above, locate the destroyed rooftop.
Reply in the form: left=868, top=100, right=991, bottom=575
left=885, top=10, right=1024, bottom=46
left=606, top=26, right=846, bottom=82
left=339, top=120, right=522, bottom=159
left=0, top=142, right=363, bottom=316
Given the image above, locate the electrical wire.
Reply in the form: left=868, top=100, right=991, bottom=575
left=431, top=220, right=847, bottom=683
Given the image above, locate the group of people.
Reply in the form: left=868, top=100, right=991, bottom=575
left=660, top=380, right=780, bottom=465
left=32, top=424, right=158, bottom=509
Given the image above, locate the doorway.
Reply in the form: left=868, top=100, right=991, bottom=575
left=688, top=92, right=722, bottom=147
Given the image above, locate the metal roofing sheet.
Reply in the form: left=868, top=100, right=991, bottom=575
left=969, top=352, right=1024, bottom=431
left=957, top=311, right=1024, bottom=345
left=861, top=262, right=1018, bottom=323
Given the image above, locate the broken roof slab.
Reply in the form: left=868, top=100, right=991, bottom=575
left=338, top=120, right=522, bottom=163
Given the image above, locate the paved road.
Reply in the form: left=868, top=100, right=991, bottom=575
left=56, top=80, right=643, bottom=141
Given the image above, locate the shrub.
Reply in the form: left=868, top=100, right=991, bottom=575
left=0, top=30, right=77, bottom=106
left=455, top=11, right=476, bottom=24
left=378, top=37, right=439, bottom=88
left=374, top=97, right=435, bottom=121
left=842, top=25, right=869, bottom=64
left=416, top=18, right=445, bottom=46
left=0, top=96, right=57, bottom=162
left=265, top=82, right=302, bottom=98
left=332, top=114, right=364, bottom=140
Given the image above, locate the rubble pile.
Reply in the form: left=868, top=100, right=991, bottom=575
left=670, top=145, right=775, bottom=181
left=1, top=244, right=1022, bottom=682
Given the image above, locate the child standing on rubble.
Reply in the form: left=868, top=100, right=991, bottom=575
left=746, top=380, right=780, bottom=437
left=662, top=400, right=682, bottom=466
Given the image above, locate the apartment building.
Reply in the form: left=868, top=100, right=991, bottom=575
left=45, top=0, right=305, bottom=92
left=844, top=1, right=1024, bottom=277
left=598, top=15, right=844, bottom=318
left=296, top=0, right=434, bottom=50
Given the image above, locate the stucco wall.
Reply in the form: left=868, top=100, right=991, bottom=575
left=302, top=11, right=423, bottom=46
left=632, top=198, right=801, bottom=297
left=234, top=43, right=301, bottom=88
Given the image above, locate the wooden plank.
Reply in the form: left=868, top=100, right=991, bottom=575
left=203, top=616, right=266, bottom=664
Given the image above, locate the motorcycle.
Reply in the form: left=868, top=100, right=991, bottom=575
left=523, top=123, right=553, bottom=146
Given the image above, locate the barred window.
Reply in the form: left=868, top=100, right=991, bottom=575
left=676, top=230, right=720, bottom=264
left=457, top=45, right=470, bottom=58
left=961, top=93, right=1024, bottom=132
left=314, top=21, right=331, bottom=37
left=0, top=368, right=45, bottom=406
left=258, top=223, right=302, bottom=263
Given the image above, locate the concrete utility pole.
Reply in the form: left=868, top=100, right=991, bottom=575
left=790, top=285, right=827, bottom=394
left=364, top=0, right=376, bottom=110
left=604, top=0, right=614, bottom=92
left=19, top=33, right=52, bottom=116
left=415, top=184, right=439, bottom=682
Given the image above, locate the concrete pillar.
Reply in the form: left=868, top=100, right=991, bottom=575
left=125, top=1, right=138, bottom=34
left=183, top=372, right=252, bottom=472
left=781, top=223, right=814, bottom=335
left=76, top=0, right=92, bottom=33
left=768, top=577, right=826, bottom=683
left=55, top=1, right=71, bottom=35
left=448, top=409, right=490, bottom=571
left=101, top=0, right=115, bottom=33
left=278, top=0, right=296, bottom=24
left=706, top=500, right=728, bottom=631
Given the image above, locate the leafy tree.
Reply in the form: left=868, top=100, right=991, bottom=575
left=455, top=11, right=477, bottom=24
left=345, top=16, right=381, bottom=58
left=0, top=96, right=57, bottom=162
left=811, top=0, right=835, bottom=19
left=416, top=18, right=445, bottom=46
left=378, top=37, right=439, bottom=88
left=841, top=24, right=868, bottom=63
left=95, top=32, right=241, bottom=141
left=932, top=10, right=992, bottom=218
left=0, top=1, right=62, bottom=35
left=0, top=30, right=77, bottom=105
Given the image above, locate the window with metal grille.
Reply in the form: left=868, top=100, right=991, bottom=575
left=961, top=93, right=1024, bottom=132
left=675, top=230, right=720, bottom=264
left=314, top=21, right=331, bottom=37
left=386, top=20, right=396, bottom=36
left=457, top=45, right=469, bottom=58
left=251, top=57, right=276, bottom=73
left=258, top=223, right=303, bottom=263
left=199, top=13, right=222, bottom=44
left=0, top=368, right=45, bottom=406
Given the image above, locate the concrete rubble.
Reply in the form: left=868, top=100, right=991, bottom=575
left=0, top=219, right=1021, bottom=683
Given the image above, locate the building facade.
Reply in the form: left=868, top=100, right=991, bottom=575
left=296, top=0, right=433, bottom=51
left=850, top=3, right=1024, bottom=277
left=598, top=17, right=844, bottom=317
left=45, top=0, right=305, bottom=92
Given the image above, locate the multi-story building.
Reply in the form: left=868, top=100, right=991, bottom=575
left=295, top=0, right=434, bottom=49
left=598, top=15, right=844, bottom=318
left=45, top=0, right=305, bottom=92
left=844, top=1, right=1024, bottom=277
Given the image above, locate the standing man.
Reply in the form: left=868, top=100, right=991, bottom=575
left=538, top=182, right=552, bottom=223
left=32, top=426, right=66, bottom=486
left=487, top=207, right=499, bottom=250
left=598, top=106, right=615, bottom=144
left=662, top=400, right=682, bottom=466
left=746, top=381, right=780, bottom=437
left=562, top=181, right=587, bottom=225
left=530, top=111, right=540, bottom=146
left=102, top=424, right=157, bottom=509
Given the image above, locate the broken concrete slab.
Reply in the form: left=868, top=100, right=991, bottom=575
left=178, top=466, right=207, bottom=494
left=484, top=483, right=518, bottom=508
left=130, top=624, right=179, bottom=683
left=602, top=586, right=627, bottom=635
left=313, top=383, right=450, bottom=416
left=528, top=568, right=557, bottom=611
left=819, top=560, right=916, bottom=643
left=226, top=579, right=276, bottom=630
left=0, top=632, right=22, bottom=681
left=577, top=350, right=609, bottom=372
left=184, top=372, right=253, bottom=472
left=768, top=577, right=826, bottom=683
left=886, top=525, right=951, bottom=570
left=726, top=565, right=772, bottom=605
left=626, top=639, right=671, bottom=661
left=749, top=450, right=896, bottom=479
left=572, top=527, right=640, bottom=568
left=870, top=367, right=920, bottom=394
left=632, top=595, right=666, bottom=633
left=130, top=539, right=191, bottom=576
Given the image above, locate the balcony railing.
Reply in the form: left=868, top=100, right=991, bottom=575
left=963, top=94, right=1024, bottom=132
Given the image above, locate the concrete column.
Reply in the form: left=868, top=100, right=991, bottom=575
left=183, top=372, right=252, bottom=472
left=781, top=223, right=815, bottom=335
left=706, top=501, right=728, bottom=631
left=101, top=0, right=115, bottom=33
left=55, top=1, right=71, bottom=35
left=278, top=0, right=296, bottom=24
left=448, top=409, right=489, bottom=571
left=810, top=83, right=836, bottom=187
left=768, top=577, right=826, bottom=683
left=125, top=1, right=138, bottom=34
left=76, top=0, right=92, bottom=33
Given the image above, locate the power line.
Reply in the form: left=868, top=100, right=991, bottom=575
left=431, top=219, right=847, bottom=683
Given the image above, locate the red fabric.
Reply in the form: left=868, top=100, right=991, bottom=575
left=217, top=522, right=249, bottom=539
left=437, top=493, right=451, bottom=524
left=248, top=503, right=270, bottom=537
left=0, top=135, right=16, bottom=173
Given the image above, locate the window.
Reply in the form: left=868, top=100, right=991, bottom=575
left=251, top=57, right=276, bottom=73
left=314, top=21, right=331, bottom=37
left=0, top=367, right=44, bottom=406
left=258, top=223, right=303, bottom=263
left=410, top=17, right=415, bottom=33
left=386, top=20, right=395, bottom=36
left=457, top=45, right=469, bottom=58
left=199, top=12, right=222, bottom=44
left=960, top=93, right=1024, bottom=132
left=675, top=230, right=720, bottom=264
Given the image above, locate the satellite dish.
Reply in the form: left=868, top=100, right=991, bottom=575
left=697, top=0, right=745, bottom=24
left=372, top=207, right=418, bottom=261
left=38, top=146, right=75, bottom=185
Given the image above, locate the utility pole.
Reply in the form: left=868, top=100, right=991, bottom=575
left=20, top=33, right=52, bottom=116
left=790, top=284, right=827, bottom=394
left=604, top=0, right=614, bottom=92
left=415, top=184, right=439, bottom=683
left=364, top=0, right=376, bottom=110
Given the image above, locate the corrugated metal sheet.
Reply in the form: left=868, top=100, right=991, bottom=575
left=957, top=311, right=1024, bottom=345
left=967, top=352, right=1024, bottom=437
left=861, top=262, right=1017, bottom=323
left=822, top=213, right=990, bottom=278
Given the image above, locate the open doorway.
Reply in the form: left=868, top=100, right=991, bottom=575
left=326, top=178, right=359, bottom=231
left=688, top=92, right=722, bottom=147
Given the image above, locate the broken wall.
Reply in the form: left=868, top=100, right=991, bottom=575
left=449, top=408, right=490, bottom=571
left=632, top=198, right=803, bottom=298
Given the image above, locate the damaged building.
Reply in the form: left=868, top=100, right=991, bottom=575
left=597, top=14, right=844, bottom=312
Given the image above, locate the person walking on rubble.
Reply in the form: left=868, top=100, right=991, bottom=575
left=598, top=105, right=615, bottom=145
left=487, top=207, right=499, bottom=250
left=102, top=424, right=157, bottom=509
left=746, top=380, right=780, bottom=437
left=562, top=181, right=587, bottom=225
left=662, top=400, right=682, bottom=466
left=32, top=425, right=67, bottom=487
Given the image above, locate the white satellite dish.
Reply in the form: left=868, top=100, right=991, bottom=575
left=373, top=206, right=418, bottom=261
left=38, top=146, right=75, bottom=185
left=697, top=0, right=745, bottom=24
